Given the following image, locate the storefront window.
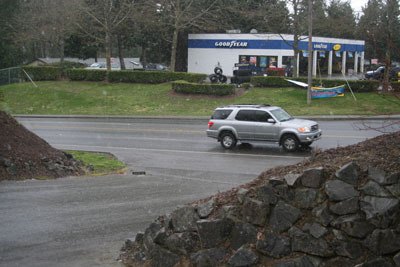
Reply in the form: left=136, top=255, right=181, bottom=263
left=332, top=51, right=342, bottom=73
left=259, top=57, right=267, bottom=68
left=282, top=56, right=294, bottom=68
left=238, top=55, right=277, bottom=68
left=317, top=52, right=328, bottom=74
left=269, top=57, right=277, bottom=68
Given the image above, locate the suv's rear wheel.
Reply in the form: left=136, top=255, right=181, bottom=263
left=281, top=134, right=299, bottom=152
left=220, top=132, right=237, bottom=149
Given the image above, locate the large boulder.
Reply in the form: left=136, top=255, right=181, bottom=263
left=268, top=201, right=301, bottom=233
left=360, top=196, right=399, bottom=219
left=230, top=222, right=258, bottom=250
left=170, top=206, right=199, bottom=232
left=227, top=246, right=259, bottom=267
left=196, top=218, right=234, bottom=249
left=325, top=180, right=359, bottom=201
left=300, top=167, right=325, bottom=188
left=241, top=197, right=269, bottom=226
left=289, top=227, right=334, bottom=257
left=256, top=233, right=291, bottom=258
left=335, top=162, right=359, bottom=185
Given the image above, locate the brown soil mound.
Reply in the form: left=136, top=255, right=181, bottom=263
left=0, top=111, right=84, bottom=181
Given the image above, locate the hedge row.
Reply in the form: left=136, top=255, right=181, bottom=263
left=251, top=76, right=382, bottom=92
left=64, top=68, right=207, bottom=84
left=108, top=70, right=206, bottom=83
left=21, top=67, right=399, bottom=92
left=67, top=69, right=107, bottom=81
left=23, top=66, right=62, bottom=81
left=172, top=81, right=236, bottom=96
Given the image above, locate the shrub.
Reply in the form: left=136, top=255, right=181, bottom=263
left=391, top=81, right=400, bottom=92
left=240, top=83, right=253, bottom=90
left=266, top=68, right=285, bottom=76
left=108, top=70, right=206, bottom=84
left=66, top=69, right=107, bottom=81
left=172, top=81, right=235, bottom=96
left=22, top=66, right=62, bottom=81
left=345, top=80, right=380, bottom=92
left=49, top=61, right=86, bottom=69
left=251, top=76, right=381, bottom=92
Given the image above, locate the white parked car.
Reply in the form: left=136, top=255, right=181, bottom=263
left=85, top=62, right=120, bottom=70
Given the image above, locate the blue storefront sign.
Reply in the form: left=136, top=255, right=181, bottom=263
left=188, top=39, right=364, bottom=52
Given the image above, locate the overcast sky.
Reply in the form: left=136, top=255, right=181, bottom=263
left=350, top=0, right=368, bottom=12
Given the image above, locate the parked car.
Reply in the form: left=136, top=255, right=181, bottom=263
left=206, top=104, right=322, bottom=152
left=85, top=62, right=120, bottom=70
left=144, top=63, right=169, bottom=71
left=365, top=66, right=400, bottom=80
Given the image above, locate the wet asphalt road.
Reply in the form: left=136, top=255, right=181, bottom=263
left=0, top=117, right=397, bottom=266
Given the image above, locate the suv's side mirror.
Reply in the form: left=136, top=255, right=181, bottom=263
left=267, top=118, right=275, bottom=123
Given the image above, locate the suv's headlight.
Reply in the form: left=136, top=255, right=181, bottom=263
left=298, top=126, right=311, bottom=133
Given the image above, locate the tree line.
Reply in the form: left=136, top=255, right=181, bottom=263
left=0, top=0, right=399, bottom=72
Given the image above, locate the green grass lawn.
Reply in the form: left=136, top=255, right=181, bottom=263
left=1, top=81, right=399, bottom=116
left=66, top=150, right=126, bottom=175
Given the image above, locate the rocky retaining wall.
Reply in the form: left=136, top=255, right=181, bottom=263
left=120, top=162, right=400, bottom=267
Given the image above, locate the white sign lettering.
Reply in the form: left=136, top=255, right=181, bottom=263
left=214, top=40, right=248, bottom=48
left=313, top=43, right=328, bottom=50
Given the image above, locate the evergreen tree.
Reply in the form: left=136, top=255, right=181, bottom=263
left=356, top=0, right=381, bottom=60
left=0, top=0, right=23, bottom=68
left=324, top=0, right=356, bottom=38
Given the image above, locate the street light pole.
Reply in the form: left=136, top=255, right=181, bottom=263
left=307, top=0, right=313, bottom=104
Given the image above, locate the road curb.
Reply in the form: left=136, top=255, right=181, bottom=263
left=13, top=114, right=400, bottom=122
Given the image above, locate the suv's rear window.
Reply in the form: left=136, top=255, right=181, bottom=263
left=235, top=110, right=272, bottom=122
left=211, top=109, right=232, bottom=120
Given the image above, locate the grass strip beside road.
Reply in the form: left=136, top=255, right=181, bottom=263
left=1, top=81, right=399, bottom=116
left=66, top=150, right=126, bottom=176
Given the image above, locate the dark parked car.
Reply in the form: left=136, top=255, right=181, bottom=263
left=144, top=63, right=169, bottom=71
left=365, top=66, right=400, bottom=80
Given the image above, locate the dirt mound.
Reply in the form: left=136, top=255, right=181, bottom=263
left=0, top=111, right=84, bottom=180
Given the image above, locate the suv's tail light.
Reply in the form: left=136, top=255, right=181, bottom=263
left=208, top=121, right=214, bottom=129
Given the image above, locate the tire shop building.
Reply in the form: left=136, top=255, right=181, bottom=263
left=187, top=33, right=365, bottom=77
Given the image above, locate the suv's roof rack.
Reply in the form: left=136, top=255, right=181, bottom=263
left=222, top=104, right=271, bottom=108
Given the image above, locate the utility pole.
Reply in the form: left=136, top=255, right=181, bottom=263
left=307, top=0, right=313, bottom=104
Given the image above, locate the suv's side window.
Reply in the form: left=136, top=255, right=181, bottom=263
left=235, top=110, right=257, bottom=121
left=211, top=109, right=233, bottom=120
left=255, top=110, right=272, bottom=122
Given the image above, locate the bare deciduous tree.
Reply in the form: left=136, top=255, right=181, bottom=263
left=149, top=0, right=220, bottom=72
left=76, top=0, right=137, bottom=71
left=16, top=0, right=81, bottom=62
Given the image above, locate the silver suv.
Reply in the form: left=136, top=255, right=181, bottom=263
left=206, top=104, right=322, bottom=152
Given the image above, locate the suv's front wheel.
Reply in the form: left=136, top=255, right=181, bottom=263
left=220, top=132, right=237, bottom=149
left=281, top=134, right=299, bottom=152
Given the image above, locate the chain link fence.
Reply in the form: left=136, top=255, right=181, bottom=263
left=0, top=67, right=23, bottom=86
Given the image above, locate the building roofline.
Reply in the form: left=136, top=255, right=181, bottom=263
left=188, top=33, right=365, bottom=45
